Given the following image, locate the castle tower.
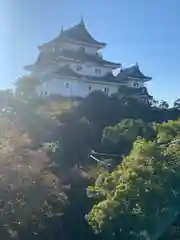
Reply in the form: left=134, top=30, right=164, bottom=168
left=24, top=19, right=151, bottom=99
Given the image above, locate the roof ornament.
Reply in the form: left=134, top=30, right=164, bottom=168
left=135, top=62, right=139, bottom=68
left=61, top=26, right=64, bottom=33
left=80, top=15, right=85, bottom=25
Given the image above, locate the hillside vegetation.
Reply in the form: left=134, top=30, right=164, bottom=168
left=0, top=76, right=180, bottom=239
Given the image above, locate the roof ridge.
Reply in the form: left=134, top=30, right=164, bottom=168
left=117, top=64, right=151, bottom=81
left=40, top=20, right=106, bottom=49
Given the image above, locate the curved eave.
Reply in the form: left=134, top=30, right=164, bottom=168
left=64, top=38, right=106, bottom=48
left=104, top=63, right=121, bottom=68
left=117, top=77, right=152, bottom=84
left=24, top=65, right=34, bottom=71
left=127, top=76, right=152, bottom=82
left=50, top=73, right=123, bottom=86
left=51, top=56, right=121, bottom=68
left=39, top=38, right=106, bottom=50
left=51, top=66, right=121, bottom=85
left=117, top=76, right=152, bottom=82
left=139, top=94, right=153, bottom=99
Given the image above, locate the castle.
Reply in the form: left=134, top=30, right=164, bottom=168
left=25, top=19, right=152, bottom=100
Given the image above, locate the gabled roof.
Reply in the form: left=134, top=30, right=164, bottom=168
left=53, top=50, right=120, bottom=67
left=25, top=50, right=121, bottom=69
left=116, top=64, right=152, bottom=82
left=40, top=19, right=106, bottom=49
left=24, top=52, right=49, bottom=70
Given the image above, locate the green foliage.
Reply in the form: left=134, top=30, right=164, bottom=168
left=87, top=119, right=180, bottom=239
left=79, top=90, right=117, bottom=127
left=50, top=116, right=96, bottom=168
left=103, top=118, right=155, bottom=143
left=14, top=75, right=40, bottom=99
left=155, top=119, right=180, bottom=142
left=1, top=79, right=180, bottom=239
left=101, top=118, right=156, bottom=156
left=0, top=118, right=67, bottom=239
left=174, top=99, right=180, bottom=109
left=159, top=214, right=180, bottom=240
left=0, top=89, right=14, bottom=109
left=158, top=100, right=169, bottom=109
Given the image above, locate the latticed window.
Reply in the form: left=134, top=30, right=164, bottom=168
left=76, top=65, right=83, bottom=71
left=79, top=47, right=85, bottom=53
left=104, top=87, right=109, bottom=94
left=134, top=82, right=139, bottom=88
left=66, top=83, right=69, bottom=88
left=95, top=69, right=101, bottom=74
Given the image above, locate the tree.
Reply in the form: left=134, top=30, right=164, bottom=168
left=174, top=99, right=180, bottom=110
left=101, top=118, right=156, bottom=155
left=155, top=119, right=180, bottom=143
left=14, top=75, right=40, bottom=100
left=49, top=114, right=96, bottom=168
left=2, top=75, right=180, bottom=240
left=159, top=214, right=180, bottom=240
left=0, top=89, right=14, bottom=109
left=150, top=99, right=159, bottom=108
left=158, top=100, right=169, bottom=109
left=87, top=119, right=180, bottom=240
left=79, top=91, right=117, bottom=127
left=0, top=118, right=67, bottom=239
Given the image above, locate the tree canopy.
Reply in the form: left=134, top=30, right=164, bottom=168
left=87, top=120, right=180, bottom=239
left=0, top=75, right=180, bottom=239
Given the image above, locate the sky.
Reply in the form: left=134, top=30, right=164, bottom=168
left=1, top=0, right=180, bottom=103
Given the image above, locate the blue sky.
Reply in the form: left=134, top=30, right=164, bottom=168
left=1, top=0, right=180, bottom=103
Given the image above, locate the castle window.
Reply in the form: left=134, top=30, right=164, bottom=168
left=66, top=82, right=69, bottom=88
left=104, top=87, right=109, bottom=94
left=76, top=65, right=83, bottom=71
left=95, top=69, right=101, bottom=74
left=142, top=87, right=145, bottom=93
left=134, top=82, right=139, bottom=88
left=79, top=47, right=85, bottom=53
left=88, top=86, right=92, bottom=92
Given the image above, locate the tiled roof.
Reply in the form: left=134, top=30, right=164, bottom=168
left=53, top=50, right=120, bottom=67
left=116, top=64, right=152, bottom=82
left=40, top=20, right=106, bottom=48
left=138, top=87, right=153, bottom=98
left=27, top=50, right=121, bottom=68
left=118, top=86, right=153, bottom=98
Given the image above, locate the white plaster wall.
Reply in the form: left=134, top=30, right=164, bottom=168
left=59, top=42, right=98, bottom=55
left=70, top=63, right=112, bottom=77
left=36, top=48, right=113, bottom=78
left=36, top=78, right=118, bottom=97
left=43, top=42, right=100, bottom=55
left=35, top=61, right=113, bottom=78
